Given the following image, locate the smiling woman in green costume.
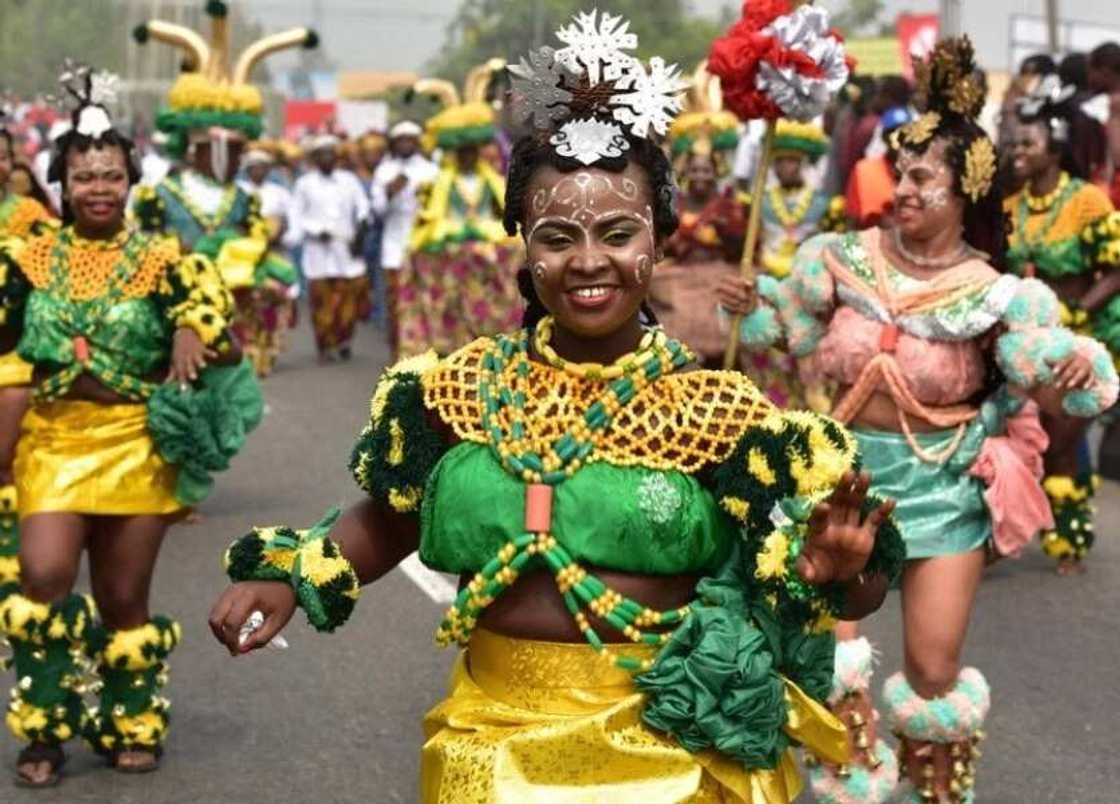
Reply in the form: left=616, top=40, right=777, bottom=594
left=0, top=64, right=261, bottom=786
left=209, top=15, right=905, bottom=803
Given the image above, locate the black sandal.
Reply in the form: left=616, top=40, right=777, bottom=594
left=109, top=746, right=162, bottom=775
left=14, top=742, right=66, bottom=788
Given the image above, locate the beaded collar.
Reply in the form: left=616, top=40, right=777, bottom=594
left=1024, top=171, right=1070, bottom=213
left=436, top=320, right=707, bottom=669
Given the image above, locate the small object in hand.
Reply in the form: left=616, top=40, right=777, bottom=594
left=238, top=610, right=289, bottom=650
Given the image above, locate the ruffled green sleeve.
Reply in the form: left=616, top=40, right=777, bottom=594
left=635, top=408, right=903, bottom=770
left=151, top=250, right=236, bottom=353
left=0, top=237, right=31, bottom=330
left=131, top=184, right=166, bottom=233
left=705, top=409, right=905, bottom=629
left=349, top=352, right=451, bottom=514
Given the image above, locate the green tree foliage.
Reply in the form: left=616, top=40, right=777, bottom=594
left=0, top=0, right=129, bottom=96
left=829, top=0, right=889, bottom=38
left=429, top=0, right=735, bottom=82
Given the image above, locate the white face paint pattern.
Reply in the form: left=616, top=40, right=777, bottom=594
left=919, top=186, right=950, bottom=210
left=635, top=254, right=651, bottom=285
left=527, top=171, right=655, bottom=255
left=532, top=261, right=547, bottom=279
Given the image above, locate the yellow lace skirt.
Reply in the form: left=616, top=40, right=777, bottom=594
left=0, top=352, right=32, bottom=387
left=420, top=629, right=847, bottom=803
left=15, top=400, right=181, bottom=517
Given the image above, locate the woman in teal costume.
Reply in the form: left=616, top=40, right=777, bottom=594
left=209, top=21, right=905, bottom=803
left=0, top=74, right=260, bottom=785
left=719, top=39, right=1119, bottom=802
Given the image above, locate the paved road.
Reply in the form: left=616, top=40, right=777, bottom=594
left=4, top=318, right=1118, bottom=803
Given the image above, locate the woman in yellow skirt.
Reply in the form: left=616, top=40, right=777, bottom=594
left=0, top=125, right=56, bottom=586
left=0, top=67, right=261, bottom=785
left=210, top=17, right=905, bottom=802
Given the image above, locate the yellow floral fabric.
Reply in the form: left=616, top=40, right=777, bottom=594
left=421, top=629, right=847, bottom=803
left=15, top=400, right=180, bottom=516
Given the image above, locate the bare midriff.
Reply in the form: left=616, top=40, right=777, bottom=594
left=473, top=567, right=700, bottom=643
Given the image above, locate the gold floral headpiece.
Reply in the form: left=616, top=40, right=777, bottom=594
left=961, top=138, right=996, bottom=202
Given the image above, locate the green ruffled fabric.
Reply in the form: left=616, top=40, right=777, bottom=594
left=1091, top=296, right=1120, bottom=356
left=1005, top=238, right=1088, bottom=279
left=634, top=545, right=837, bottom=769
left=192, top=227, right=241, bottom=261
left=257, top=252, right=298, bottom=286
left=637, top=605, right=790, bottom=767
left=146, top=359, right=264, bottom=505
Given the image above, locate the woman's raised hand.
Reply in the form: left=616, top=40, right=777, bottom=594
left=715, top=274, right=758, bottom=316
left=798, top=471, right=895, bottom=586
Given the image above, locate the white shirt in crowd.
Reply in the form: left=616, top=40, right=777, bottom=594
left=291, top=168, right=370, bottom=281
left=141, top=151, right=172, bottom=187
left=238, top=178, right=292, bottom=221
left=370, top=152, right=438, bottom=270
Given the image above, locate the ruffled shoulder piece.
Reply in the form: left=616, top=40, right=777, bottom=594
left=422, top=335, right=777, bottom=473
left=351, top=350, right=448, bottom=513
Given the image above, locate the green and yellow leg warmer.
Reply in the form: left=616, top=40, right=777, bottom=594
left=0, top=583, right=97, bottom=745
left=1040, top=473, right=1098, bottom=563
left=0, top=485, right=21, bottom=586
left=83, top=617, right=181, bottom=757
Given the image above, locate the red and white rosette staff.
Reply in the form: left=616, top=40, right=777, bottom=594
left=708, top=0, right=850, bottom=367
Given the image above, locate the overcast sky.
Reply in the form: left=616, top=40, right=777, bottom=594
left=245, top=0, right=1119, bottom=75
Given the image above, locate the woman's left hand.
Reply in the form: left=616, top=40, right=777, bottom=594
left=798, top=470, right=895, bottom=585
left=1053, top=353, right=1095, bottom=390
left=167, top=327, right=215, bottom=387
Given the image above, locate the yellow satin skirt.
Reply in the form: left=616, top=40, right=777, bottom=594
left=15, top=400, right=181, bottom=517
left=0, top=352, right=32, bottom=387
left=420, top=629, right=848, bottom=804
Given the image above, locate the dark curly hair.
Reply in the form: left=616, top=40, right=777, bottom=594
left=47, top=125, right=141, bottom=225
left=901, top=38, right=1009, bottom=269
left=1015, top=91, right=1106, bottom=183
left=503, top=132, right=678, bottom=329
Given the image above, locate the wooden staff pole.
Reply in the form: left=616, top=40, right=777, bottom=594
left=722, top=121, right=776, bottom=369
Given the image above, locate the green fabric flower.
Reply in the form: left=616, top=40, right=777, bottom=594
left=147, top=359, right=264, bottom=505
left=636, top=605, right=790, bottom=769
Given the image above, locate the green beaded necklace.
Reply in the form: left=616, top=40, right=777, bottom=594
left=436, top=318, right=699, bottom=672
left=1013, top=172, right=1081, bottom=273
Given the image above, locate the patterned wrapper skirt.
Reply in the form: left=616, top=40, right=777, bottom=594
left=397, top=242, right=524, bottom=358
left=308, top=277, right=369, bottom=352
left=15, top=400, right=181, bottom=517
left=420, top=628, right=847, bottom=803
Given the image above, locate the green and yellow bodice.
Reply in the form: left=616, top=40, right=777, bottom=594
left=0, top=226, right=234, bottom=402
left=1005, top=173, right=1120, bottom=280
left=228, top=324, right=905, bottom=773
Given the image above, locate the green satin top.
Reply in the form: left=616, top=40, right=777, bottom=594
left=0, top=227, right=235, bottom=401
left=19, top=291, right=169, bottom=378
left=419, top=442, right=731, bottom=575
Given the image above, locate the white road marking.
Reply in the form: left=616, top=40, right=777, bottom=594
left=398, top=553, right=458, bottom=604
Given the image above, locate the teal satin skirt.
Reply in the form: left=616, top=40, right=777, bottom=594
left=854, top=428, right=990, bottom=560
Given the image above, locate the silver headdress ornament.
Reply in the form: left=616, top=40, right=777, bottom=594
left=55, top=59, right=121, bottom=140
left=508, top=9, right=688, bottom=165
left=1017, top=73, right=1077, bottom=142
